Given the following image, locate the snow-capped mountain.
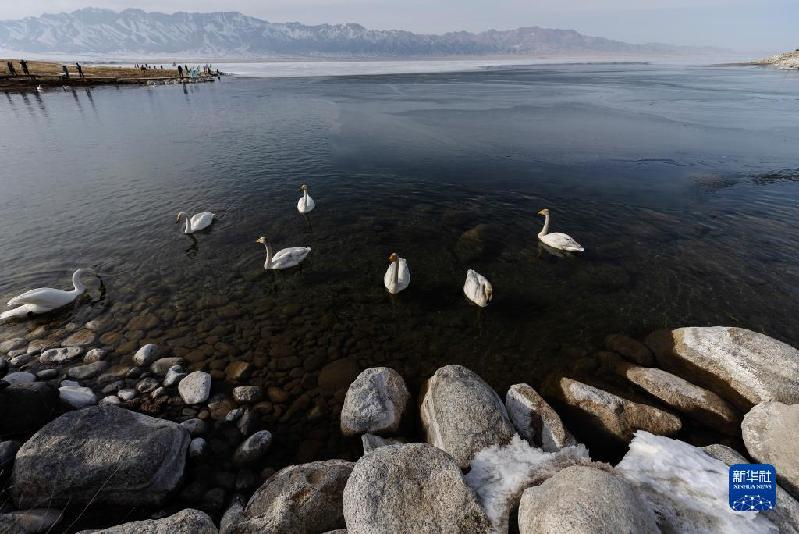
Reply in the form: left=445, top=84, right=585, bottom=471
left=0, top=8, right=697, bottom=58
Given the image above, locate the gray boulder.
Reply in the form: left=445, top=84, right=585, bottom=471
left=420, top=365, right=514, bottom=468
left=0, top=383, right=59, bottom=439
left=39, top=347, right=83, bottom=365
left=12, top=405, right=190, bottom=507
left=67, top=360, right=109, bottom=380
left=133, top=344, right=158, bottom=366
left=505, top=383, right=575, bottom=451
left=547, top=377, right=681, bottom=441
left=59, top=385, right=97, bottom=408
left=647, top=326, right=799, bottom=408
left=76, top=508, right=217, bottom=534
left=231, top=460, right=354, bottom=533
left=742, top=401, right=799, bottom=499
left=3, top=371, right=36, bottom=384
left=341, top=367, right=409, bottom=436
left=233, top=430, right=272, bottom=465
left=179, top=371, right=212, bottom=405
left=343, top=443, right=491, bottom=534
left=705, top=443, right=799, bottom=534
left=518, top=465, right=659, bottom=534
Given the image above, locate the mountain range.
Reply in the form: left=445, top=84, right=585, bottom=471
left=0, top=8, right=705, bottom=58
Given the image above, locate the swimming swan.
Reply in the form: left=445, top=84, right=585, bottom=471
left=297, top=184, right=315, bottom=214
left=463, top=269, right=493, bottom=307
left=537, top=208, right=584, bottom=252
left=256, top=236, right=311, bottom=270
left=176, top=211, right=215, bottom=234
left=2, top=269, right=96, bottom=321
left=384, top=253, right=410, bottom=294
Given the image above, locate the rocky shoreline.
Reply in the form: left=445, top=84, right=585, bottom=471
left=1, top=325, right=798, bottom=532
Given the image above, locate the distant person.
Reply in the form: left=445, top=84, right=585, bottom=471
left=20, top=59, right=31, bottom=77
left=75, top=62, right=84, bottom=79
left=177, top=65, right=184, bottom=79
left=62, top=65, right=70, bottom=80
left=6, top=61, right=16, bottom=76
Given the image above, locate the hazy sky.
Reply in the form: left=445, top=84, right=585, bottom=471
left=4, top=0, right=796, bottom=52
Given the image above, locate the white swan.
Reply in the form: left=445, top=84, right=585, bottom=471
left=176, top=211, right=215, bottom=234
left=36, top=85, right=44, bottom=92
left=537, top=208, right=584, bottom=252
left=384, top=253, right=410, bottom=294
left=256, top=236, right=311, bottom=270
left=463, top=269, right=493, bottom=307
left=1, top=269, right=95, bottom=321
left=297, top=184, right=315, bottom=214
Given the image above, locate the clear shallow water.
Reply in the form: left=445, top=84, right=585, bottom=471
left=1, top=63, right=799, bottom=466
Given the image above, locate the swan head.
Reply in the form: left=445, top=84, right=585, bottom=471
left=300, top=184, right=308, bottom=192
left=388, top=252, right=399, bottom=263
left=255, top=236, right=267, bottom=245
left=537, top=208, right=550, bottom=216
left=176, top=211, right=188, bottom=223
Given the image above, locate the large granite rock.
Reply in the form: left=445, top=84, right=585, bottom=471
left=518, top=465, right=659, bottom=534
left=604, top=353, right=738, bottom=433
left=742, top=402, right=799, bottom=499
left=505, top=383, right=575, bottom=451
left=340, top=367, right=409, bottom=436
left=0, top=383, right=59, bottom=439
left=617, top=431, right=776, bottom=533
left=230, top=460, right=354, bottom=533
left=77, top=508, right=217, bottom=533
left=647, top=327, right=799, bottom=408
left=705, top=443, right=799, bottom=534
left=12, top=405, right=190, bottom=507
left=420, top=365, right=514, bottom=468
left=547, top=377, right=681, bottom=441
left=343, top=443, right=491, bottom=534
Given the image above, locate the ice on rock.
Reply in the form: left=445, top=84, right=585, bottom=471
left=464, top=434, right=590, bottom=533
left=616, top=431, right=776, bottom=534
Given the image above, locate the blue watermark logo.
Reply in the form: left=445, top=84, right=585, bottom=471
left=729, top=464, right=777, bottom=512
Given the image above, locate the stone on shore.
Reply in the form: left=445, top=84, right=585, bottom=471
left=67, top=360, right=109, bottom=380
left=505, top=383, right=575, bottom=451
left=547, top=377, right=681, bottom=441
left=233, top=430, right=272, bottom=465
left=133, top=344, right=158, bottom=366
left=742, top=401, right=799, bottom=499
left=179, top=371, right=212, bottom=404
left=344, top=443, right=490, bottom=534
left=12, top=405, right=190, bottom=507
left=59, top=385, right=97, bottom=408
left=152, top=357, right=184, bottom=375
left=604, top=333, right=655, bottom=365
left=39, top=347, right=83, bottom=365
left=647, top=326, right=799, bottom=407
left=233, top=386, right=263, bottom=403
left=0, top=338, right=26, bottom=354
left=3, top=371, right=36, bottom=384
left=0, top=383, right=58, bottom=439
left=604, top=354, right=738, bottom=433
left=518, top=465, right=659, bottom=534
left=340, top=367, right=409, bottom=436
left=231, top=460, right=354, bottom=533
left=76, top=508, right=217, bottom=534
left=420, top=365, right=514, bottom=468
left=617, top=431, right=775, bottom=533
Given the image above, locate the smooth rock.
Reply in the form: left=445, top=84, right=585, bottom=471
left=179, top=371, right=212, bottom=405
left=100, top=395, right=121, bottom=406
left=189, top=437, right=209, bottom=459
left=233, top=430, right=273, bottom=465
left=10, top=352, right=36, bottom=367
left=118, top=388, right=137, bottom=401
left=343, top=443, right=491, bottom=534
left=705, top=443, right=799, bottom=533
left=605, top=333, right=654, bottom=366
left=0, top=383, right=59, bottom=438
left=420, top=365, right=514, bottom=468
left=617, top=431, right=775, bottom=533
left=59, top=386, right=97, bottom=408
left=3, top=371, right=36, bottom=384
left=547, top=377, right=682, bottom=441
left=164, top=365, right=188, bottom=387
left=341, top=367, right=409, bottom=436
left=225, top=361, right=252, bottom=383
left=505, top=383, right=575, bottom=451
left=232, top=460, right=354, bottom=533
left=151, top=357, right=184, bottom=375
left=39, top=347, right=83, bottom=365
left=318, top=358, right=360, bottom=393
left=83, top=348, right=108, bottom=363
left=518, top=465, right=659, bottom=534
left=0, top=509, right=63, bottom=533
left=67, top=360, right=109, bottom=380
left=35, top=369, right=58, bottom=380
left=133, top=344, right=158, bottom=366
left=12, top=406, right=190, bottom=507
left=0, top=338, right=26, bottom=354
left=76, top=508, right=217, bottom=534
left=233, top=386, right=263, bottom=403
left=647, top=326, right=799, bottom=407
left=742, top=401, right=799, bottom=499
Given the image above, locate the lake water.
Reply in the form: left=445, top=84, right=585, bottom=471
left=2, top=63, right=799, bottom=469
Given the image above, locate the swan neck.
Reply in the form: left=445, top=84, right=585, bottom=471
left=393, top=260, right=400, bottom=286
left=265, top=244, right=273, bottom=268
left=540, top=213, right=550, bottom=236
left=72, top=270, right=86, bottom=294
left=184, top=216, right=192, bottom=234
